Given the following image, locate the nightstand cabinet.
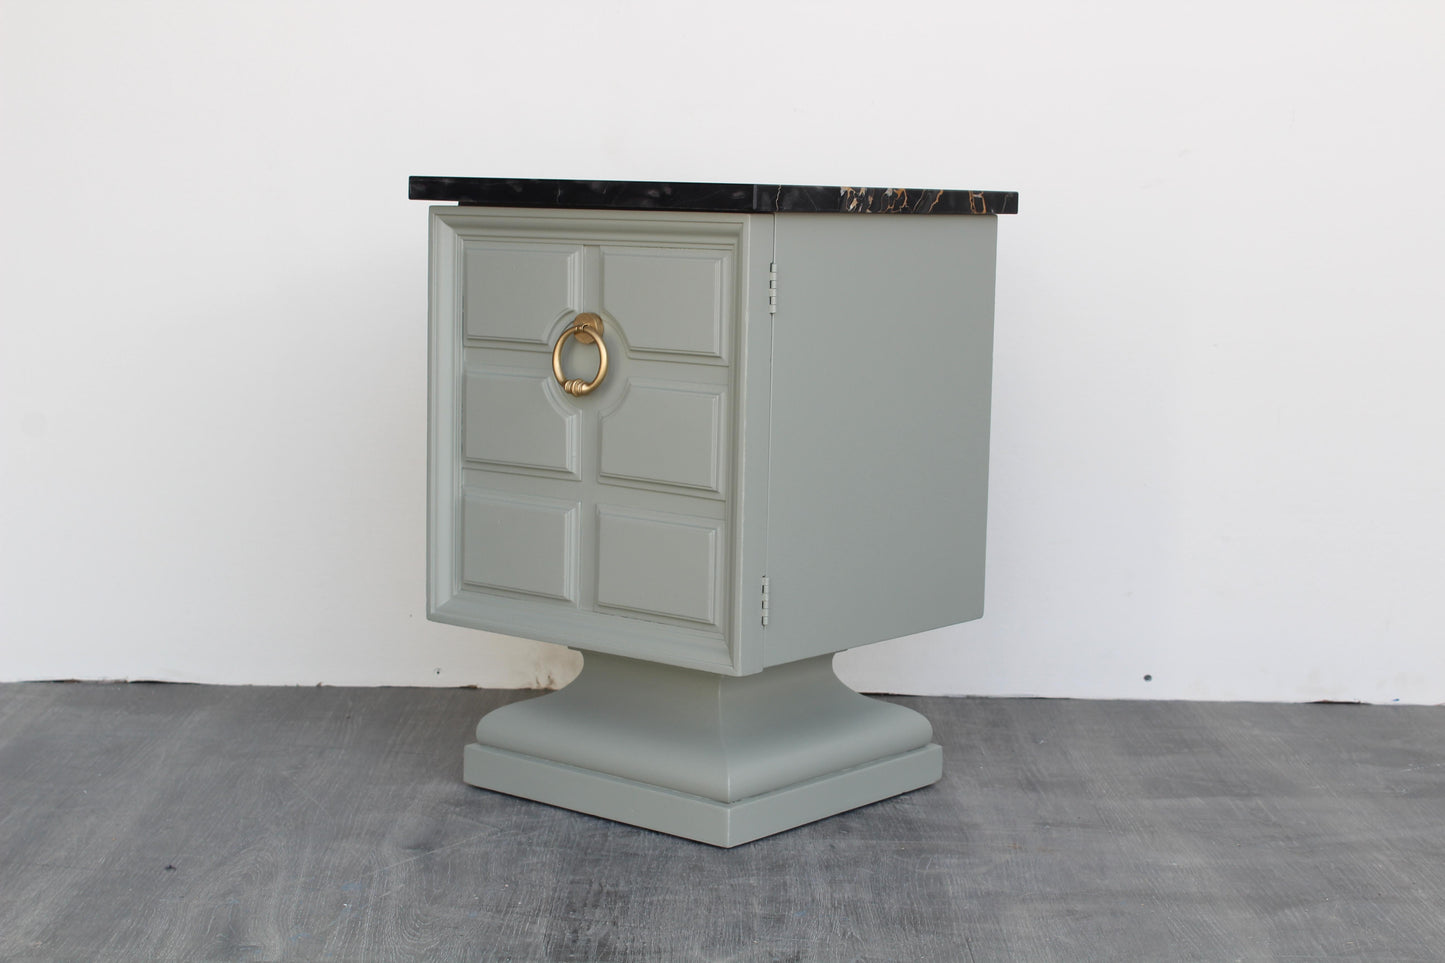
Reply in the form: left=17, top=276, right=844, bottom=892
left=415, top=178, right=1014, bottom=846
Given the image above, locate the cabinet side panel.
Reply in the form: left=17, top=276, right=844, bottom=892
left=764, top=215, right=997, bottom=665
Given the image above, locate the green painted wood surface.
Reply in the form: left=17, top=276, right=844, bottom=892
left=763, top=213, right=997, bottom=665
left=463, top=653, right=939, bottom=845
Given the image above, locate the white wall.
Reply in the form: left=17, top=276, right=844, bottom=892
left=3, top=1, right=1442, bottom=702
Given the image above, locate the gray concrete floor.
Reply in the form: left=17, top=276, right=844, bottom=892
left=1, top=681, right=1442, bottom=962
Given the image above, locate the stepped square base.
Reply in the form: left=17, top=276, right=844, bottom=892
left=462, top=652, right=943, bottom=847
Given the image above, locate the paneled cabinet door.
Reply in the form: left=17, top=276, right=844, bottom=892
left=429, top=209, right=767, bottom=673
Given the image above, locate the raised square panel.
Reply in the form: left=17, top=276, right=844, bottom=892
left=463, top=368, right=578, bottom=476
left=600, top=382, right=724, bottom=495
left=464, top=241, right=581, bottom=344
left=600, top=247, right=729, bottom=358
left=462, top=491, right=578, bottom=602
left=596, top=508, right=721, bottom=626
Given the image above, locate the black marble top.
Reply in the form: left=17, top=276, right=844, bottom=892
left=409, top=177, right=1017, bottom=215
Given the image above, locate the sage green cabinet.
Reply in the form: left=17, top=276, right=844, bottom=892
left=424, top=201, right=1001, bottom=845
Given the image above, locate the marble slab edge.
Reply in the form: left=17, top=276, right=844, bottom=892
left=409, top=177, right=1018, bottom=215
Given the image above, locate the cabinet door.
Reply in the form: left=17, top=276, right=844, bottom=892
left=427, top=208, right=771, bottom=673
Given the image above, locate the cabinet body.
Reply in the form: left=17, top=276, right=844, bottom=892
left=428, top=206, right=997, bottom=676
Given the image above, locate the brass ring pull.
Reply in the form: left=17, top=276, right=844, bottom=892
left=551, top=312, right=608, bottom=397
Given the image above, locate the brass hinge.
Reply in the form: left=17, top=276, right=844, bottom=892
left=760, top=574, right=770, bottom=627
left=768, top=262, right=777, bottom=315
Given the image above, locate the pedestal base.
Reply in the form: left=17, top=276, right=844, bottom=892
left=462, top=653, right=943, bottom=847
